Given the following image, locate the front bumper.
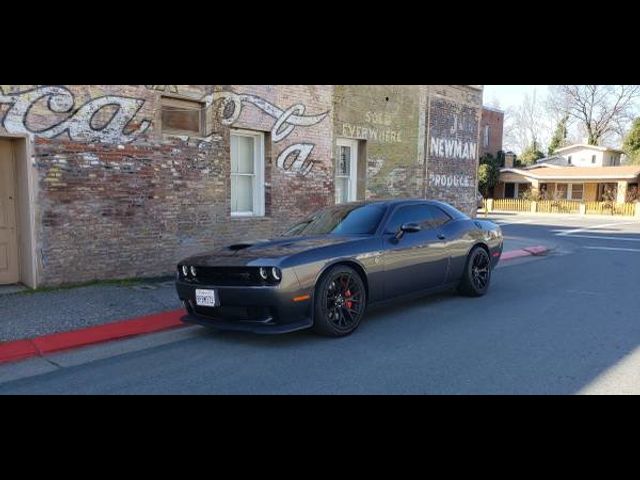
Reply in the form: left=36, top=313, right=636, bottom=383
left=489, top=238, right=504, bottom=268
left=175, top=279, right=313, bottom=334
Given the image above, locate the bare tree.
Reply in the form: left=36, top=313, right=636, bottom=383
left=503, top=90, right=552, bottom=153
left=547, top=85, right=640, bottom=146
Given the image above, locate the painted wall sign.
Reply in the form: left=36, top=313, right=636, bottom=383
left=0, top=86, right=151, bottom=143
left=341, top=122, right=403, bottom=143
left=207, top=91, right=329, bottom=175
left=429, top=173, right=474, bottom=188
left=428, top=98, right=478, bottom=161
left=429, top=137, right=477, bottom=161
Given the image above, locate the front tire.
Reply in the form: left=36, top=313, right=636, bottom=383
left=458, top=246, right=492, bottom=297
left=313, top=265, right=367, bottom=337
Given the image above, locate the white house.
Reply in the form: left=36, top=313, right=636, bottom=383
left=536, top=144, right=624, bottom=167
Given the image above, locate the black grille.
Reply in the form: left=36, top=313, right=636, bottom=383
left=194, top=267, right=263, bottom=286
left=193, top=305, right=275, bottom=323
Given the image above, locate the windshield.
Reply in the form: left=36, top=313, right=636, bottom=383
left=282, top=204, right=387, bottom=236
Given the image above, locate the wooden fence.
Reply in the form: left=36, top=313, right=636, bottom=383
left=536, top=200, right=581, bottom=214
left=486, top=199, right=637, bottom=217
left=492, top=199, right=532, bottom=212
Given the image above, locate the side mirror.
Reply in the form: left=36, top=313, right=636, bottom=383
left=394, top=222, right=421, bottom=240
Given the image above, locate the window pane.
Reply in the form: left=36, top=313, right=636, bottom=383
left=426, top=206, right=452, bottom=227
left=283, top=204, right=386, bottom=236
left=162, top=107, right=201, bottom=134
left=338, top=146, right=351, bottom=176
left=335, top=177, right=349, bottom=204
left=231, top=135, right=255, bottom=174
left=385, top=205, right=433, bottom=233
left=231, top=175, right=254, bottom=213
left=572, top=184, right=583, bottom=200
left=505, top=183, right=515, bottom=198
left=556, top=183, right=568, bottom=199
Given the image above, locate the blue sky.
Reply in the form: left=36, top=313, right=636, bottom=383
left=483, top=85, right=549, bottom=109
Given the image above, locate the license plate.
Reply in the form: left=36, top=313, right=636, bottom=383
left=195, top=289, right=218, bottom=307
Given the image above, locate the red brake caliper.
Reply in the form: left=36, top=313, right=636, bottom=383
left=345, top=289, right=353, bottom=309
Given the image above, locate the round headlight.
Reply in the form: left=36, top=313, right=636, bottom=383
left=259, top=267, right=268, bottom=280
left=181, top=265, right=189, bottom=277
left=271, top=267, right=281, bottom=281
left=190, top=266, right=197, bottom=277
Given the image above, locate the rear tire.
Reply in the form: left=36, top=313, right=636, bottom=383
left=458, top=246, right=492, bottom=297
left=313, top=265, right=367, bottom=337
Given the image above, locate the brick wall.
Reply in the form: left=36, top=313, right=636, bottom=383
left=479, top=107, right=504, bottom=158
left=424, top=85, right=483, bottom=217
left=0, top=84, right=482, bottom=287
left=334, top=85, right=424, bottom=199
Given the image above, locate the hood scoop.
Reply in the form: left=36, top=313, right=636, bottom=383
left=228, top=242, right=254, bottom=251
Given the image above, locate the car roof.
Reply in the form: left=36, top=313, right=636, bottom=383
left=334, top=198, right=469, bottom=220
left=338, top=198, right=450, bottom=208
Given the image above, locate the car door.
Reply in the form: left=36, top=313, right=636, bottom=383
left=381, top=203, right=449, bottom=299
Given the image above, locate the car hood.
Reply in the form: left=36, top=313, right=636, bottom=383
left=182, top=235, right=363, bottom=267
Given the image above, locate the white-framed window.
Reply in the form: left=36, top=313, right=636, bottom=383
left=569, top=183, right=583, bottom=200
left=591, top=155, right=596, bottom=164
left=483, top=125, right=490, bottom=147
left=335, top=139, right=359, bottom=204
left=567, top=156, right=572, bottom=165
left=230, top=130, right=265, bottom=217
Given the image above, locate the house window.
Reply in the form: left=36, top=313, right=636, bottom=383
left=335, top=139, right=359, bottom=204
left=556, top=183, right=568, bottom=199
left=161, top=97, right=205, bottom=136
left=591, top=155, right=596, bottom=164
left=569, top=183, right=583, bottom=200
left=483, top=125, right=490, bottom=148
left=567, top=156, right=572, bottom=165
left=504, top=183, right=516, bottom=198
left=230, top=130, right=265, bottom=217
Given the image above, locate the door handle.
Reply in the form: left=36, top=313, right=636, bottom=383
left=437, top=234, right=446, bottom=240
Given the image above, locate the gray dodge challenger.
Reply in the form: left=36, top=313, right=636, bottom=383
left=175, top=199, right=503, bottom=337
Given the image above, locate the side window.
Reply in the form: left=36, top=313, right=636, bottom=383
left=426, top=205, right=452, bottom=228
left=384, top=205, right=433, bottom=233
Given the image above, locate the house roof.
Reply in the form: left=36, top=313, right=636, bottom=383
left=535, top=155, right=565, bottom=164
left=554, top=144, right=625, bottom=154
left=482, top=105, right=505, bottom=114
left=500, top=165, right=640, bottom=181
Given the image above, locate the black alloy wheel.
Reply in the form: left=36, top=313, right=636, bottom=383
left=458, top=246, right=492, bottom=297
left=313, top=265, right=367, bottom=337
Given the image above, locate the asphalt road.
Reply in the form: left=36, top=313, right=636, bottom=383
left=2, top=212, right=640, bottom=394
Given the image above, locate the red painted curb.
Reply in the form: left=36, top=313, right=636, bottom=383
left=0, top=309, right=185, bottom=365
left=501, top=245, right=550, bottom=261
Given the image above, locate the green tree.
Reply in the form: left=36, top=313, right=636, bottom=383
left=548, top=116, right=568, bottom=156
left=478, top=152, right=501, bottom=197
left=622, top=118, right=640, bottom=165
left=517, top=142, right=545, bottom=166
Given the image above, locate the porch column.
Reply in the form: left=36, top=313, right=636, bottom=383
left=530, top=178, right=540, bottom=198
left=616, top=181, right=628, bottom=203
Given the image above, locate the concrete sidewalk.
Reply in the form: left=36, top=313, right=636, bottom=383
left=0, top=278, right=182, bottom=342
